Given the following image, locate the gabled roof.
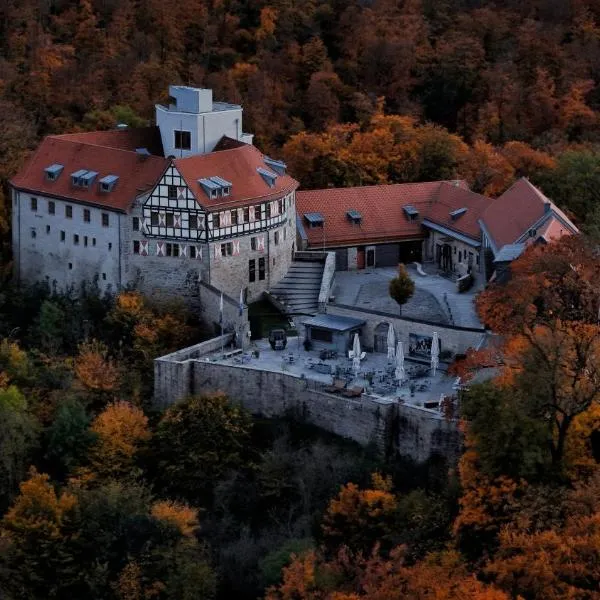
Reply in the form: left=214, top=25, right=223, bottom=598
left=296, top=180, right=479, bottom=248
left=54, top=126, right=164, bottom=156
left=174, top=143, right=298, bottom=210
left=296, top=181, right=449, bottom=247
left=10, top=137, right=168, bottom=212
left=423, top=183, right=490, bottom=242
left=480, top=178, right=578, bottom=250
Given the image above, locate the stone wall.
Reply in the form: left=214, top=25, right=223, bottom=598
left=153, top=344, right=463, bottom=462
left=198, top=281, right=250, bottom=341
left=326, top=303, right=486, bottom=357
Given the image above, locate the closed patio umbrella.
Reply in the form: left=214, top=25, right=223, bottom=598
left=395, top=341, right=405, bottom=383
left=387, top=324, right=395, bottom=361
left=431, top=331, right=439, bottom=376
left=352, top=333, right=361, bottom=376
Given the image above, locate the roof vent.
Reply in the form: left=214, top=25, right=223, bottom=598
left=346, top=209, right=362, bottom=224
left=449, top=207, right=468, bottom=220
left=257, top=167, right=278, bottom=188
left=264, top=157, right=287, bottom=176
left=304, top=212, right=324, bottom=227
left=99, top=175, right=119, bottom=193
left=403, top=205, right=419, bottom=220
left=45, top=163, right=64, bottom=181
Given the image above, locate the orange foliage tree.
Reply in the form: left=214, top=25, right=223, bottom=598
left=74, top=339, right=121, bottom=394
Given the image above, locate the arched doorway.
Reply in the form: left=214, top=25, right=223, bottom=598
left=374, top=322, right=391, bottom=353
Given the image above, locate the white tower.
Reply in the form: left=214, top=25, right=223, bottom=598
left=155, top=85, right=254, bottom=158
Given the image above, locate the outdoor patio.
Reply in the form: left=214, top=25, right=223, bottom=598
left=200, top=336, right=460, bottom=412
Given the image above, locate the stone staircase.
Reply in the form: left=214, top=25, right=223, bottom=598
left=269, top=260, right=325, bottom=315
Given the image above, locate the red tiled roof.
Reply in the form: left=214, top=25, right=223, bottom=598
left=480, top=178, right=578, bottom=249
left=424, top=183, right=489, bottom=240
left=296, top=182, right=447, bottom=247
left=10, top=137, right=169, bottom=212
left=536, top=216, right=573, bottom=243
left=175, top=143, right=298, bottom=210
left=55, top=126, right=164, bottom=156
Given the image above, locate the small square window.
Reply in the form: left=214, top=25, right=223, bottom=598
left=133, top=240, right=140, bottom=254
left=151, top=211, right=159, bottom=226
left=189, top=215, right=198, bottom=230
left=102, top=213, right=109, bottom=227
left=173, top=244, right=180, bottom=257
left=221, top=242, right=233, bottom=257
left=250, top=237, right=257, bottom=251
left=213, top=214, right=220, bottom=228
left=66, top=205, right=72, bottom=218
left=166, top=213, right=174, bottom=227
left=30, top=197, right=37, bottom=211
left=48, top=201, right=55, bottom=215
left=189, top=246, right=197, bottom=259
left=174, top=130, right=191, bottom=150
left=132, top=217, right=139, bottom=231
left=31, top=228, right=36, bottom=238
left=60, top=230, right=66, bottom=242
left=83, top=209, right=90, bottom=223
left=74, top=234, right=79, bottom=245
left=68, top=262, right=73, bottom=270
left=102, top=273, right=106, bottom=280
left=168, top=185, right=177, bottom=200
left=92, top=238, right=96, bottom=246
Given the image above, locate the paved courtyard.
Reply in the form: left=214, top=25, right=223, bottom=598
left=330, top=264, right=483, bottom=328
left=202, top=337, right=460, bottom=412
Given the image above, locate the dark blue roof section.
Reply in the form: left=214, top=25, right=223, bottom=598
left=303, top=314, right=365, bottom=332
left=493, top=243, right=526, bottom=263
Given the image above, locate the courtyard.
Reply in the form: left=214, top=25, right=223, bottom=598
left=200, top=337, right=461, bottom=413
left=330, top=264, right=483, bottom=328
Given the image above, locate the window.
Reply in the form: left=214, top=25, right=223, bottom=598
left=60, top=230, right=66, bottom=241
left=221, top=242, right=233, bottom=257
left=189, top=246, right=197, bottom=259
left=458, top=251, right=462, bottom=262
left=272, top=257, right=276, bottom=266
left=258, top=257, right=266, bottom=280
left=274, top=231, right=279, bottom=245
left=30, top=197, right=37, bottom=211
left=102, top=213, right=109, bottom=227
left=31, top=228, right=36, bottom=239
left=151, top=211, right=159, bottom=226
left=83, top=209, right=90, bottom=223
left=46, top=225, right=50, bottom=234
left=454, top=247, right=456, bottom=255
left=168, top=185, right=177, bottom=200
left=166, top=243, right=180, bottom=257
left=74, top=234, right=79, bottom=245
left=108, top=243, right=112, bottom=251
left=48, top=201, right=55, bottom=215
left=102, top=273, right=106, bottom=280
left=132, top=217, right=139, bottom=231
left=68, top=263, right=73, bottom=270
left=84, top=236, right=88, bottom=247
left=311, top=328, right=333, bottom=343
left=165, top=213, right=174, bottom=227
left=278, top=199, right=284, bottom=214
left=476, top=254, right=480, bottom=266
left=284, top=227, right=287, bottom=241
left=189, top=215, right=198, bottom=230
left=92, top=238, right=96, bottom=246
left=265, top=203, right=271, bottom=218
left=249, top=259, right=256, bottom=282
left=231, top=210, right=238, bottom=226
left=250, top=237, right=257, bottom=251
left=243, top=207, right=250, bottom=222
left=213, top=214, right=220, bottom=228
left=174, top=130, right=191, bottom=150
left=133, top=240, right=140, bottom=254
left=66, top=205, right=72, bottom=219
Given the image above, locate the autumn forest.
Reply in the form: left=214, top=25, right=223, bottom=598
left=2, top=0, right=600, bottom=598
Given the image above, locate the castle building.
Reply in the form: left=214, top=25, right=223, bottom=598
left=10, top=86, right=298, bottom=303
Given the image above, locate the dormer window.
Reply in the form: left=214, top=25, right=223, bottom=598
left=347, top=210, right=362, bottom=225
left=45, top=164, right=64, bottom=181
left=71, top=169, right=88, bottom=187
left=79, top=171, right=98, bottom=188
left=403, top=205, right=419, bottom=221
left=99, top=175, right=119, bottom=193
left=264, top=157, right=287, bottom=176
left=304, top=212, right=324, bottom=228
left=198, top=176, right=232, bottom=199
left=257, top=167, right=278, bottom=188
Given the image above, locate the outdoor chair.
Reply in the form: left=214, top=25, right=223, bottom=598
left=342, top=385, right=364, bottom=398
left=323, top=378, right=346, bottom=393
